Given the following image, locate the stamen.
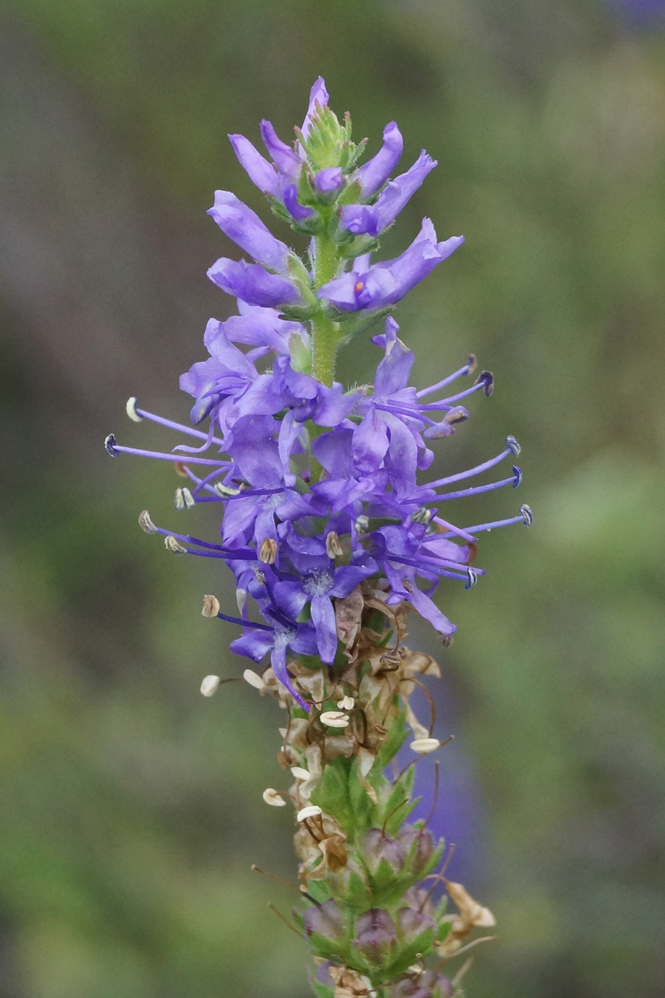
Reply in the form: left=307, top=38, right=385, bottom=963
left=126, top=398, right=143, bottom=422
left=165, top=535, right=187, bottom=554
left=416, top=356, right=476, bottom=399
left=326, top=531, right=343, bottom=558
left=174, top=487, right=196, bottom=510
left=259, top=538, right=278, bottom=564
left=512, top=465, right=523, bottom=487
left=105, top=434, right=120, bottom=457
left=138, top=510, right=158, bottom=534
left=201, top=594, right=220, bottom=617
left=427, top=440, right=520, bottom=489
left=132, top=405, right=226, bottom=447
left=200, top=675, right=220, bottom=696
left=431, top=516, right=477, bottom=543
left=460, top=505, right=533, bottom=534
left=112, top=443, right=229, bottom=467
left=216, top=611, right=273, bottom=631
left=431, top=473, right=519, bottom=503
left=465, top=567, right=479, bottom=589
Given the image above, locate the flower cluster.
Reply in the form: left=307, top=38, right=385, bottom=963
left=107, top=79, right=530, bottom=997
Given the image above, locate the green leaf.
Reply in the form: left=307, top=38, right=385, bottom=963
left=310, top=755, right=353, bottom=832
left=311, top=980, right=335, bottom=998
left=375, top=706, right=409, bottom=770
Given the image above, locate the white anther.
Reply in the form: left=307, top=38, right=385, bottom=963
left=138, top=510, right=158, bottom=534
left=291, top=766, right=310, bottom=781
left=174, top=486, right=195, bottom=510
left=297, top=805, right=322, bottom=822
left=320, top=711, right=350, bottom=728
left=214, top=482, right=241, bottom=496
left=126, top=397, right=143, bottom=422
left=326, top=531, right=343, bottom=558
left=201, top=594, right=220, bottom=618
left=263, top=788, right=287, bottom=807
left=200, top=675, right=220, bottom=697
left=236, top=588, right=247, bottom=613
left=165, top=535, right=187, bottom=554
left=336, top=695, right=355, bottom=711
left=410, top=738, right=442, bottom=754
left=243, top=669, right=265, bottom=690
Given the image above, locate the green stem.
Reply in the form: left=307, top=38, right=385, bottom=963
left=311, top=232, right=342, bottom=387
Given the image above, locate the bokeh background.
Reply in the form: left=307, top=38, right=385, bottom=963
left=1, top=1, right=665, bottom=996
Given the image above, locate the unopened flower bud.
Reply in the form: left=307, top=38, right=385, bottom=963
left=362, top=829, right=406, bottom=873
left=297, top=804, right=322, bottom=822
left=138, top=510, right=158, bottom=534
left=174, top=486, right=195, bottom=510
left=325, top=531, right=343, bottom=558
left=201, top=594, right=220, bottom=617
left=164, top=535, right=187, bottom=554
left=263, top=788, right=286, bottom=807
left=320, top=711, right=350, bottom=728
left=410, top=738, right=441, bottom=754
left=390, top=971, right=453, bottom=998
left=200, top=675, right=220, bottom=697
left=303, top=899, right=347, bottom=943
left=354, top=909, right=397, bottom=965
left=336, top=695, right=354, bottom=710
left=125, top=397, right=143, bottom=422
left=397, top=826, right=436, bottom=877
left=258, top=538, right=278, bottom=564
left=397, top=906, right=434, bottom=944
left=243, top=669, right=265, bottom=690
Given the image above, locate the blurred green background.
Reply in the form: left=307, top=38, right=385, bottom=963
left=1, top=1, right=664, bottom=996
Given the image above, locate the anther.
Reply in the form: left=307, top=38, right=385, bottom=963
left=215, top=482, right=241, bottom=496
left=355, top=515, right=369, bottom=534
left=336, top=695, right=354, bottom=710
left=174, top=487, right=195, bottom=510
left=466, top=354, right=477, bottom=374
left=200, top=675, right=221, bottom=697
left=465, top=568, right=479, bottom=590
left=326, top=532, right=343, bottom=558
left=320, top=710, right=350, bottom=728
left=105, top=433, right=120, bottom=457
left=411, top=507, right=434, bottom=525
left=263, top=788, right=287, bottom=807
left=138, top=510, right=158, bottom=534
left=444, top=406, right=469, bottom=425
left=259, top=538, right=278, bottom=565
left=244, top=669, right=265, bottom=690
left=520, top=504, right=534, bottom=527
left=165, top=535, right=187, bottom=555
left=201, top=594, right=220, bottom=617
left=354, top=281, right=365, bottom=293
left=125, top=397, right=143, bottom=422
left=506, top=435, right=521, bottom=456
left=297, top=804, right=322, bottom=821
left=512, top=466, right=523, bottom=488
left=410, top=737, right=442, bottom=754
left=474, top=370, right=494, bottom=396
left=291, top=766, right=310, bottom=780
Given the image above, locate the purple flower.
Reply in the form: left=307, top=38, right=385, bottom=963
left=207, top=191, right=290, bottom=273
left=221, top=300, right=309, bottom=355
left=272, top=539, right=377, bottom=663
left=227, top=133, right=281, bottom=199
left=230, top=619, right=318, bottom=711
left=318, top=220, right=464, bottom=314
left=341, top=151, right=437, bottom=237
left=355, top=121, right=404, bottom=197
left=300, top=75, right=329, bottom=142
left=314, top=167, right=344, bottom=195
left=260, top=119, right=301, bottom=181
left=207, top=257, right=303, bottom=308
left=179, top=317, right=261, bottom=427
